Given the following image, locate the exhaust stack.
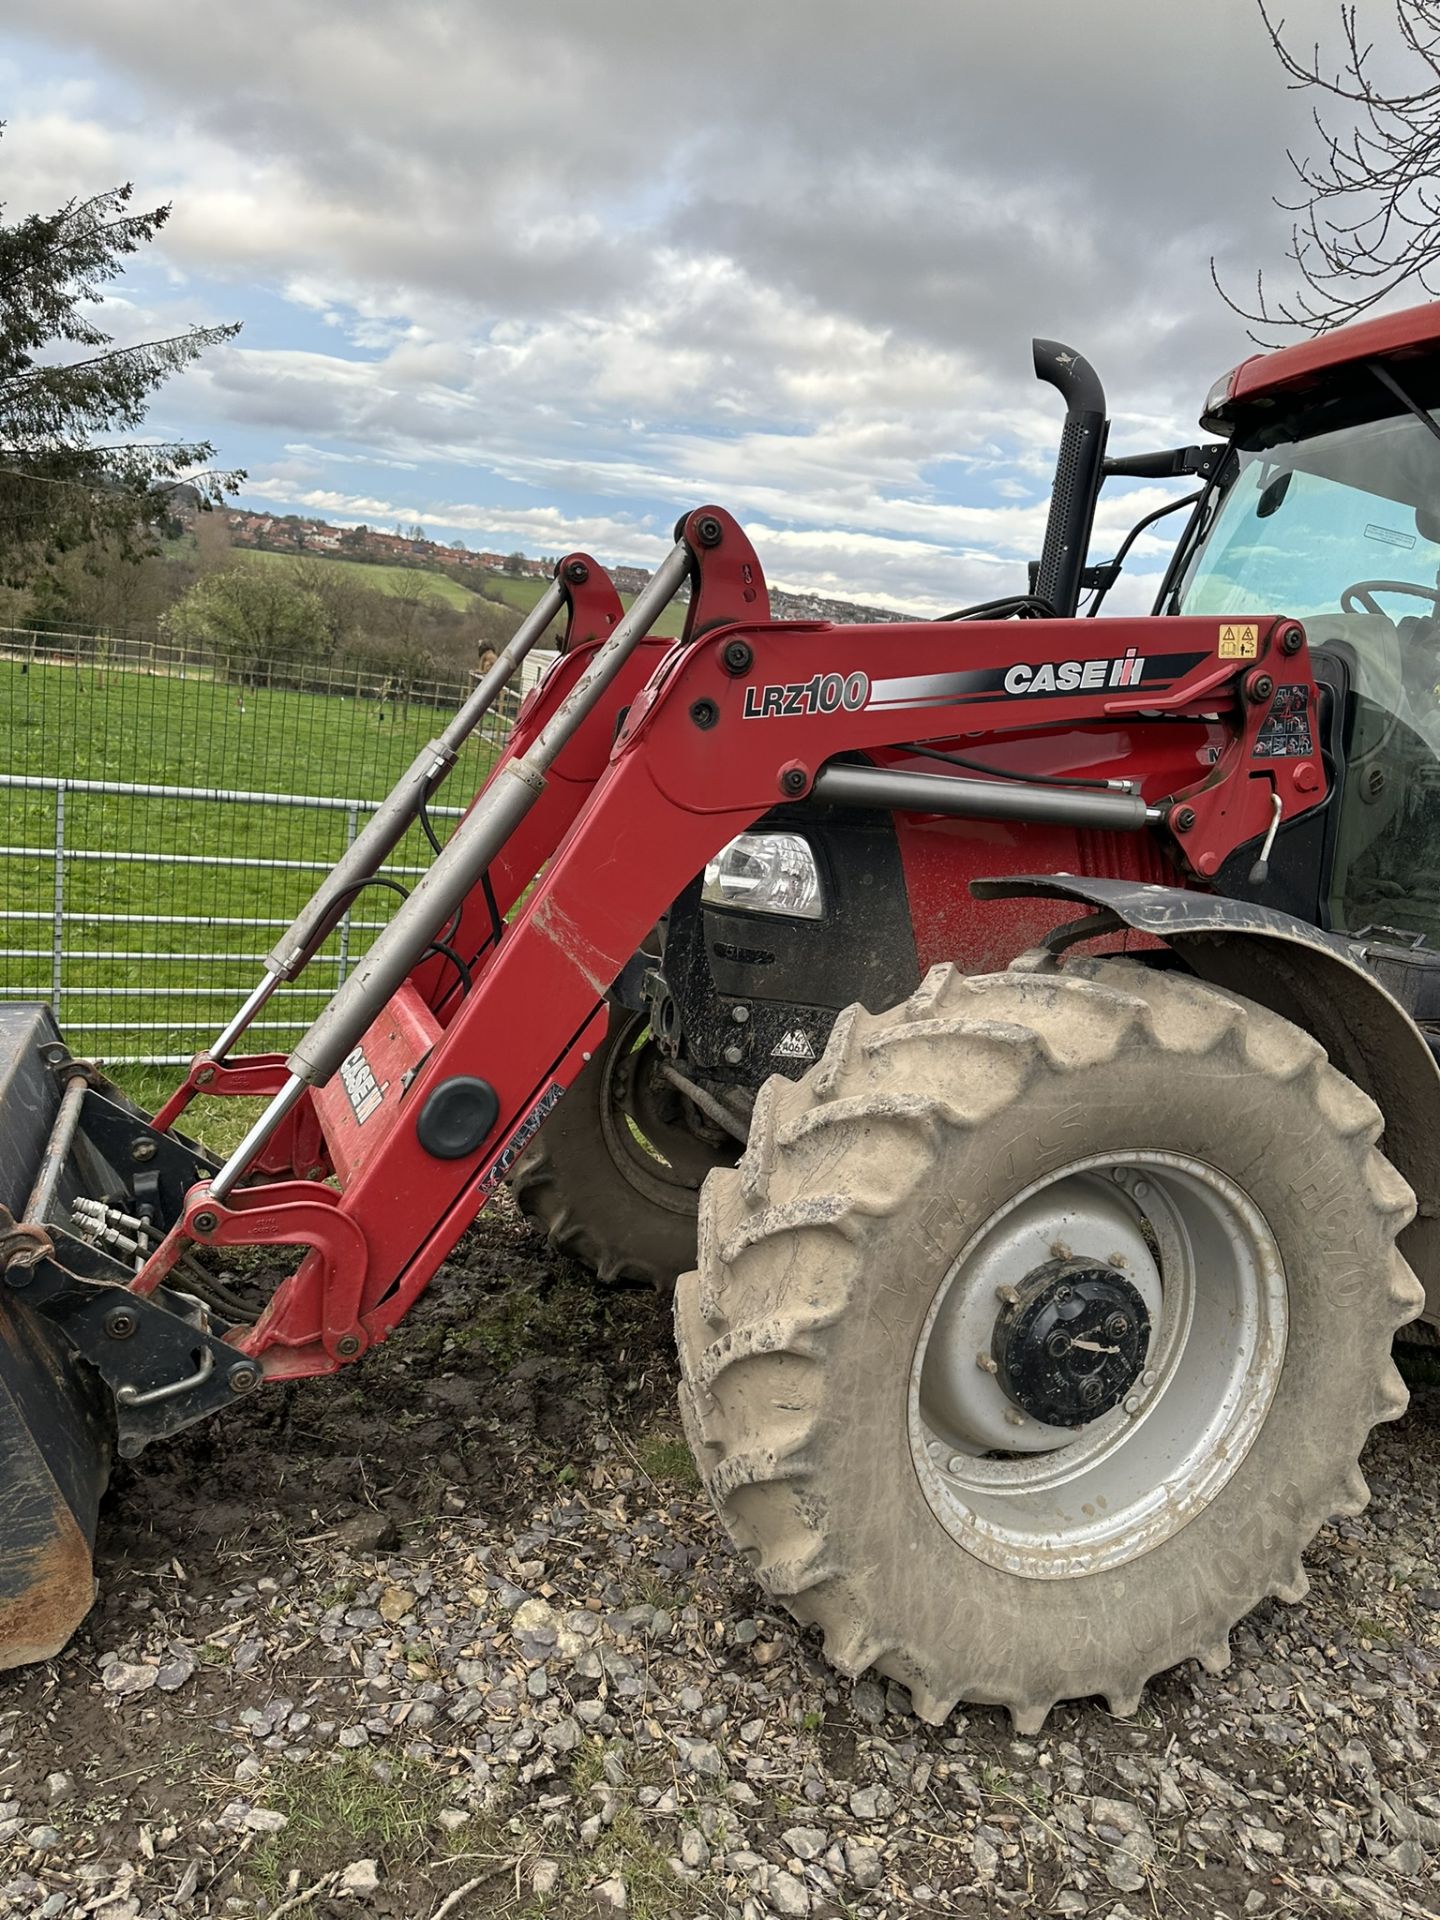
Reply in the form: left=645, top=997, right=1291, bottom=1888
left=1032, top=339, right=1109, bottom=618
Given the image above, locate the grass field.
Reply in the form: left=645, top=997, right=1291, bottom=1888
left=233, top=546, right=480, bottom=610
left=2, top=538, right=687, bottom=1102
left=227, top=545, right=687, bottom=638
left=0, top=655, right=500, bottom=1084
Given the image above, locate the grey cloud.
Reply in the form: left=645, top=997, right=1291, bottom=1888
left=0, top=0, right=1367, bottom=602
left=4, top=0, right=1339, bottom=384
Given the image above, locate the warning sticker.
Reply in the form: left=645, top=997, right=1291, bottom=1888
left=771, top=1028, right=817, bottom=1062
left=1218, top=622, right=1260, bottom=660
left=1254, top=684, right=1313, bottom=759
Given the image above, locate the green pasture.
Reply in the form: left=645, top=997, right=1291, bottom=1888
left=0, top=655, right=499, bottom=1081
left=233, top=545, right=478, bottom=610
left=227, top=547, right=687, bottom=638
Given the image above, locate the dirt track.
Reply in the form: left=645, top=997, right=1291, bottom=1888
left=4, top=1198, right=1440, bottom=1919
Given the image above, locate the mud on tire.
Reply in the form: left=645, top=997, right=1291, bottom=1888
left=674, top=957, right=1423, bottom=1730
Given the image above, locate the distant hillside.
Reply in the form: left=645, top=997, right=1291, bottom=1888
left=234, top=545, right=478, bottom=610
left=222, top=508, right=906, bottom=630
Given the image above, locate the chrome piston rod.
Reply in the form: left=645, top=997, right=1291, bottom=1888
left=207, top=576, right=567, bottom=1064
left=208, top=541, right=692, bottom=1201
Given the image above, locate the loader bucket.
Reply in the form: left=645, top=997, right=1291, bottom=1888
left=0, top=1006, right=109, bottom=1668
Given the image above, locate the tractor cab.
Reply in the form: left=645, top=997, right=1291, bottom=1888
left=1163, top=310, right=1440, bottom=950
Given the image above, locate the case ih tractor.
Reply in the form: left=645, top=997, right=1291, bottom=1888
left=7, top=302, right=1440, bottom=1732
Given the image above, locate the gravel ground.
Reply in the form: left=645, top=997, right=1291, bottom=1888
left=4, top=1195, right=1440, bottom=1920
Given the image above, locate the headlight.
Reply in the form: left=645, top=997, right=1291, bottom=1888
left=702, top=832, right=824, bottom=920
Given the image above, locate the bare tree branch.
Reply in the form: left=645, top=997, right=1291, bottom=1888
left=1217, top=3, right=1440, bottom=340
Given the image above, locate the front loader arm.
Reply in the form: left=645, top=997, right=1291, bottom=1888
left=89, top=508, right=1327, bottom=1418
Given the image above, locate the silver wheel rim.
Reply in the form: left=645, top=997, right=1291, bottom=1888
left=908, top=1151, right=1288, bottom=1579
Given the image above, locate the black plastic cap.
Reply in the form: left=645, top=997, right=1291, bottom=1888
left=416, top=1077, right=500, bottom=1160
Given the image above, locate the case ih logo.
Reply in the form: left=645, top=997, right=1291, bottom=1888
left=743, top=670, right=870, bottom=718
left=864, top=649, right=1208, bottom=715
left=1003, top=650, right=1146, bottom=696
left=339, top=1045, right=384, bottom=1124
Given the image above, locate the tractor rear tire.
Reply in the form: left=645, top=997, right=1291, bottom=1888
left=675, top=957, right=1423, bottom=1730
left=511, top=1007, right=734, bottom=1291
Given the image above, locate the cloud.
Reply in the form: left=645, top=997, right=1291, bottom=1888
left=0, top=0, right=1356, bottom=605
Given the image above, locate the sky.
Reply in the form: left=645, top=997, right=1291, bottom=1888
left=0, top=0, right=1375, bottom=615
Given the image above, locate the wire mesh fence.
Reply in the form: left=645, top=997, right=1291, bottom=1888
left=0, top=626, right=553, bottom=1071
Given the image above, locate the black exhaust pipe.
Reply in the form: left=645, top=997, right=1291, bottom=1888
left=1032, top=339, right=1109, bottom=618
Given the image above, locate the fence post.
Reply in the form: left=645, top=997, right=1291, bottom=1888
left=336, top=800, right=360, bottom=986
left=51, top=786, right=65, bottom=1020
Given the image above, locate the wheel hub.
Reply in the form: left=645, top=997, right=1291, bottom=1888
left=909, top=1152, right=1288, bottom=1579
left=992, top=1257, right=1151, bottom=1428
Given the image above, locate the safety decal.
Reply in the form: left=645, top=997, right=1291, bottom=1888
left=339, top=1045, right=385, bottom=1124
left=1253, top=684, right=1313, bottom=759
left=1218, top=623, right=1259, bottom=659
left=477, top=1081, right=565, bottom=1196
left=771, top=1028, right=817, bottom=1061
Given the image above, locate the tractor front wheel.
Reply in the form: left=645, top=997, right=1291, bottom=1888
left=675, top=958, right=1422, bottom=1729
left=511, top=1006, right=734, bottom=1291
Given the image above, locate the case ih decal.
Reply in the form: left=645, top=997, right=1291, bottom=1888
left=864, top=649, right=1210, bottom=712
left=338, top=1045, right=385, bottom=1123
left=741, top=649, right=1217, bottom=720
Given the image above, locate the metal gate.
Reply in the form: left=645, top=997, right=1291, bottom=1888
left=0, top=633, right=554, bottom=1066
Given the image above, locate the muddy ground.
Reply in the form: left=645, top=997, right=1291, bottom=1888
left=3, top=1199, right=1440, bottom=1920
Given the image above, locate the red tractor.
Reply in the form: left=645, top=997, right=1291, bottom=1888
left=6, top=302, right=1440, bottom=1731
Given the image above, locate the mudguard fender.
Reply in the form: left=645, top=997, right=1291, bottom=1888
left=974, top=874, right=1440, bottom=1325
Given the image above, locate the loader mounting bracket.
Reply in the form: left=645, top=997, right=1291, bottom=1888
left=1, top=1202, right=257, bottom=1455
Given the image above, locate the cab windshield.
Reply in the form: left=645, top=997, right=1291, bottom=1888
left=1177, top=403, right=1440, bottom=618
left=1175, top=384, right=1440, bottom=943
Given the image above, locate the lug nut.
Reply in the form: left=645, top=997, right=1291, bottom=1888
left=947, top=1454, right=966, bottom=1475
left=1141, top=1368, right=1157, bottom=1386
left=1124, top=1393, right=1142, bottom=1414
left=975, top=1351, right=999, bottom=1375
